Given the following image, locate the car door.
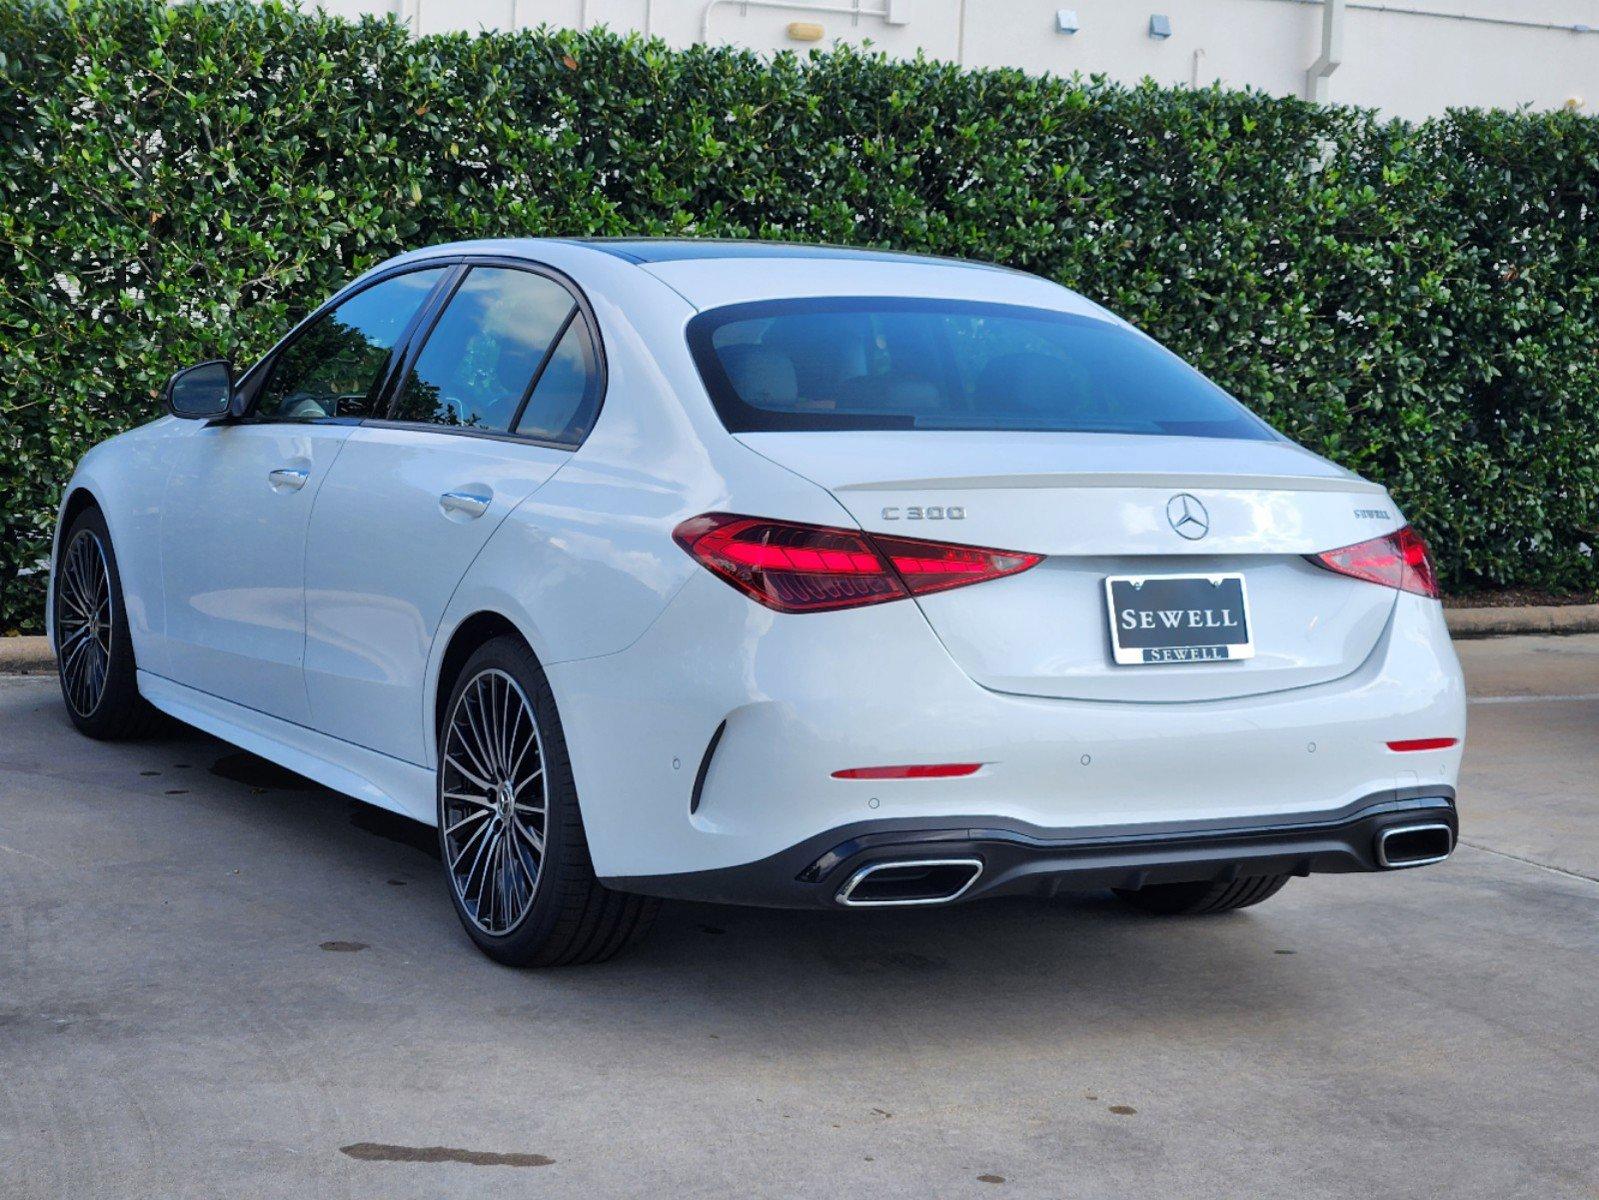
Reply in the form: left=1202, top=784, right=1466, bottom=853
left=303, top=260, right=605, bottom=763
left=158, top=266, right=450, bottom=720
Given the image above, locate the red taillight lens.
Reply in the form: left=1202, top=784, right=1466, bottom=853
left=871, top=532, right=1040, bottom=598
left=1308, top=525, right=1440, bottom=598
left=672, top=514, right=904, bottom=612
left=672, top=513, right=1042, bottom=614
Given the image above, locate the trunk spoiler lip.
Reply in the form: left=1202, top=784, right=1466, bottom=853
left=825, top=472, right=1388, bottom=495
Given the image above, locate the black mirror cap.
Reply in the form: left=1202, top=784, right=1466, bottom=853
left=165, top=359, right=234, bottom=419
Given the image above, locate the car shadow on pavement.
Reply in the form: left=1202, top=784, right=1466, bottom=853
left=0, top=697, right=1315, bottom=1063
left=143, top=724, right=1316, bottom=1038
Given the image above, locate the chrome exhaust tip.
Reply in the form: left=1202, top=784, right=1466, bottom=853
left=836, top=858, right=984, bottom=907
left=1375, top=822, right=1454, bottom=869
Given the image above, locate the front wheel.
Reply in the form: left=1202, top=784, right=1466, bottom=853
left=1112, top=874, right=1290, bottom=916
left=436, top=636, right=657, bottom=966
left=53, top=506, right=166, bottom=740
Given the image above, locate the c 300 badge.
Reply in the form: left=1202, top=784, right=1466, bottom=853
left=881, top=505, right=965, bottom=521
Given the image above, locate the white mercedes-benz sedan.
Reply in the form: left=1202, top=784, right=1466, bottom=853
left=49, top=238, right=1466, bottom=965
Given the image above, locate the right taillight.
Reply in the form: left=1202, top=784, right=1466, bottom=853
left=672, top=513, right=1042, bottom=614
left=1308, top=525, right=1440, bottom=598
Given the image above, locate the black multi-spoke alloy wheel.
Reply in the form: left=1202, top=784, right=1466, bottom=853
left=437, top=636, right=658, bottom=966
left=53, top=506, right=165, bottom=740
left=1112, top=874, right=1290, bottom=916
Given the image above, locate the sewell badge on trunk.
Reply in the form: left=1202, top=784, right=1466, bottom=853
left=1104, top=573, right=1255, bottom=665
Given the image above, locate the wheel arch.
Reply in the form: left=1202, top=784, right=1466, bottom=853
left=59, top=485, right=102, bottom=533
left=47, top=486, right=104, bottom=644
left=54, top=484, right=107, bottom=571
left=431, top=610, right=532, bottom=751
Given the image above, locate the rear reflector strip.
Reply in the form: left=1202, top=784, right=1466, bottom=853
left=832, top=763, right=984, bottom=780
left=1386, top=737, right=1459, bottom=752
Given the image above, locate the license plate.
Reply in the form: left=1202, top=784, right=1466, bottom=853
left=1104, top=573, right=1254, bottom=665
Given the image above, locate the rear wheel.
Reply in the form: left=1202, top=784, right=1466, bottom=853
left=53, top=506, right=165, bottom=740
left=437, top=636, right=657, bottom=966
left=1112, top=874, right=1290, bottom=916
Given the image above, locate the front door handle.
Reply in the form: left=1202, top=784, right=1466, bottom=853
left=268, top=468, right=309, bottom=492
left=439, top=490, right=491, bottom=519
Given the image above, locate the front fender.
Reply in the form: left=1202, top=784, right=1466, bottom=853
left=46, top=417, right=184, bottom=673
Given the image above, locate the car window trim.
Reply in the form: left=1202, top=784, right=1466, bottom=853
left=355, top=421, right=590, bottom=454
left=370, top=254, right=607, bottom=451
left=235, top=260, right=462, bottom=424
left=377, top=262, right=472, bottom=424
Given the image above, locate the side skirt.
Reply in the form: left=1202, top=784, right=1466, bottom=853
left=137, top=670, right=436, bottom=823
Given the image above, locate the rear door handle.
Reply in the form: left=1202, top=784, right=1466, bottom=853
left=439, top=490, right=491, bottom=519
left=268, top=468, right=309, bottom=492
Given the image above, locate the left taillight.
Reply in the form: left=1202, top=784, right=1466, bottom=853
left=1308, top=525, right=1441, bottom=598
left=672, top=513, right=1042, bottom=614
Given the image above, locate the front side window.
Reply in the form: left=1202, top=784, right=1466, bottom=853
left=255, top=268, right=446, bottom=420
left=687, top=297, right=1274, bottom=441
left=390, top=266, right=579, bottom=433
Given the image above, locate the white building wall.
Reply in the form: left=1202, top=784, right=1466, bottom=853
left=366, top=0, right=1598, bottom=121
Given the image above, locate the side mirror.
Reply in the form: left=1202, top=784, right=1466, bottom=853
left=165, top=359, right=235, bottom=419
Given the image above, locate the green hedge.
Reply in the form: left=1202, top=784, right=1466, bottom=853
left=4, top=0, right=1598, bottom=632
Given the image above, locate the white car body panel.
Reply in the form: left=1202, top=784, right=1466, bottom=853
left=160, top=420, right=354, bottom=722
left=47, top=419, right=178, bottom=671
left=49, top=237, right=1467, bottom=902
left=302, top=425, right=568, bottom=763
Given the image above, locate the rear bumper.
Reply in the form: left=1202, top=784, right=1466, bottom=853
left=602, top=787, right=1458, bottom=908
left=552, top=570, right=1466, bottom=882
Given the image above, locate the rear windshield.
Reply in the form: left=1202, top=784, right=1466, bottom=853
left=686, top=297, right=1274, bottom=440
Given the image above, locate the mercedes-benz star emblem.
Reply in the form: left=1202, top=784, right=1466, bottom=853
left=1166, top=493, right=1209, bottom=540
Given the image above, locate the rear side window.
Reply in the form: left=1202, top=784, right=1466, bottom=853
left=390, top=266, right=581, bottom=434
left=256, top=268, right=446, bottom=420
left=514, top=315, right=601, bottom=444
left=687, top=297, right=1274, bottom=441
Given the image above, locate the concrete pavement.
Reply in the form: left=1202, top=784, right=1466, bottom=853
left=1, top=638, right=1596, bottom=1199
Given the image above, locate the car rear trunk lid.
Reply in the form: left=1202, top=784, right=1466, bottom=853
left=737, top=431, right=1403, bottom=702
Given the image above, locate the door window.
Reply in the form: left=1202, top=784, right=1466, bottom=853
left=255, top=268, right=446, bottom=420
left=390, top=267, right=578, bottom=433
